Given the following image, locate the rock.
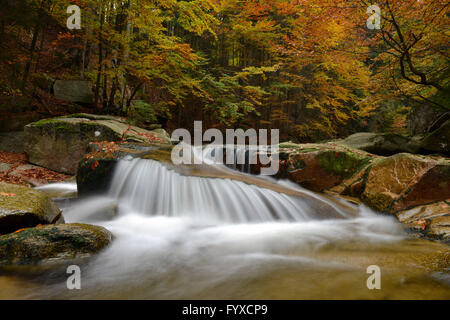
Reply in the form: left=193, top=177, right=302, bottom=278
left=397, top=202, right=450, bottom=240
left=77, top=142, right=172, bottom=196
left=0, top=223, right=112, bottom=266
left=392, top=161, right=450, bottom=212
left=336, top=132, right=420, bottom=156
left=361, top=153, right=450, bottom=213
left=420, top=119, right=450, bottom=156
left=24, top=114, right=171, bottom=174
left=53, top=80, right=94, bottom=104
left=0, top=182, right=63, bottom=235
left=280, top=145, right=372, bottom=192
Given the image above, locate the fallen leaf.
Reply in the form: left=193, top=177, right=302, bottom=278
left=0, top=192, right=16, bottom=197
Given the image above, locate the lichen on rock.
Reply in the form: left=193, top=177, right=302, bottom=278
left=0, top=182, right=62, bottom=235
left=0, top=223, right=112, bottom=266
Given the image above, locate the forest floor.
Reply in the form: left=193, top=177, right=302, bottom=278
left=0, top=150, right=70, bottom=187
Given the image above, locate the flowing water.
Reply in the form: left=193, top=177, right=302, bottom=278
left=1, top=153, right=449, bottom=300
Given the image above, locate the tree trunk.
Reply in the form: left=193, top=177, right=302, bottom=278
left=21, top=19, right=41, bottom=91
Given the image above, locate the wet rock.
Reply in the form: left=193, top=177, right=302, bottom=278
left=283, top=146, right=372, bottom=192
left=77, top=142, right=171, bottom=196
left=360, top=154, right=450, bottom=213
left=24, top=114, right=171, bottom=174
left=361, top=154, right=434, bottom=212
left=0, top=223, right=112, bottom=266
left=267, top=142, right=449, bottom=240
left=0, top=182, right=63, bottom=235
left=397, top=202, right=450, bottom=240
left=391, top=162, right=450, bottom=212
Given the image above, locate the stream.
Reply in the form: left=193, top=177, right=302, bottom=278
left=1, top=154, right=449, bottom=299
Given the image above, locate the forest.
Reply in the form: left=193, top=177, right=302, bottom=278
left=0, top=0, right=449, bottom=302
left=1, top=0, right=448, bottom=141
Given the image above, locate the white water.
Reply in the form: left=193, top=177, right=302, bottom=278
left=19, top=157, right=415, bottom=299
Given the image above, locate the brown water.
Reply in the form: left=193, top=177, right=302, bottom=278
left=0, top=237, right=448, bottom=300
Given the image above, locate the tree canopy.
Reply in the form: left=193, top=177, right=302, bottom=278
left=0, top=0, right=448, bottom=140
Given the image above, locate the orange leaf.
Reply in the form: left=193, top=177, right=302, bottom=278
left=91, top=160, right=99, bottom=171
left=0, top=192, right=16, bottom=197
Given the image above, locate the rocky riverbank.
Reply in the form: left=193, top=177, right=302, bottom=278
left=0, top=113, right=448, bottom=268
left=77, top=139, right=450, bottom=241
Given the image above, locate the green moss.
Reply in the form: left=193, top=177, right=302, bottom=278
left=318, top=151, right=370, bottom=178
left=288, top=159, right=306, bottom=172
left=62, top=113, right=119, bottom=121
left=31, top=119, right=79, bottom=133
left=297, top=148, right=320, bottom=153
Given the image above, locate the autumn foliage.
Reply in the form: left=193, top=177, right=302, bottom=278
left=0, top=0, right=448, bottom=141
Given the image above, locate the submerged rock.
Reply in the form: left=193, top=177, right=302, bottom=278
left=0, top=182, right=63, bottom=235
left=24, top=114, right=171, bottom=174
left=0, top=223, right=112, bottom=266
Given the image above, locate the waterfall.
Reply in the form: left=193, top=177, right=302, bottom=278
left=197, top=144, right=263, bottom=173
left=104, top=158, right=358, bottom=224
left=34, top=153, right=409, bottom=300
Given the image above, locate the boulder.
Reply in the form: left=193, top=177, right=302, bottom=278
left=24, top=114, right=171, bottom=174
left=0, top=182, right=63, bottom=235
left=360, top=154, right=450, bottom=213
left=336, top=132, right=420, bottom=156
left=397, top=201, right=450, bottom=241
left=53, top=80, right=93, bottom=104
left=0, top=223, right=112, bottom=266
left=278, top=144, right=372, bottom=192
left=392, top=162, right=450, bottom=212
left=77, top=142, right=172, bottom=196
left=420, top=119, right=450, bottom=156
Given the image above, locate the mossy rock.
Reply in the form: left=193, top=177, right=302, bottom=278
left=24, top=114, right=171, bottom=174
left=286, top=148, right=371, bottom=192
left=0, top=223, right=112, bottom=266
left=0, top=182, right=62, bottom=235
